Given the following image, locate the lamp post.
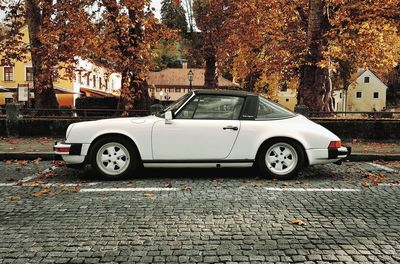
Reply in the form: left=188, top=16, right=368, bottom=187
left=188, top=69, right=194, bottom=91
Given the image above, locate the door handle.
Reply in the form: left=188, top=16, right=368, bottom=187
left=223, top=126, right=238, bottom=131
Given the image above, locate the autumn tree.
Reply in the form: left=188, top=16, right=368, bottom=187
left=0, top=0, right=95, bottom=109
left=216, top=0, right=400, bottom=110
left=161, top=0, right=188, bottom=34
left=92, top=0, right=169, bottom=112
left=193, top=0, right=230, bottom=88
left=298, top=0, right=400, bottom=111
left=219, top=0, right=306, bottom=93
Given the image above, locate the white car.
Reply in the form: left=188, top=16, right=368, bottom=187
left=54, top=90, right=350, bottom=180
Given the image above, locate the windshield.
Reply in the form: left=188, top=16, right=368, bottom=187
left=155, top=92, right=193, bottom=117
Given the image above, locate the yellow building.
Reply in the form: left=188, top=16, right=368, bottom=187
left=277, top=88, right=297, bottom=111
left=0, top=26, right=120, bottom=107
left=333, top=69, right=388, bottom=112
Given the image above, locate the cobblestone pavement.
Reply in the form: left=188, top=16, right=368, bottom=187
left=0, top=161, right=400, bottom=263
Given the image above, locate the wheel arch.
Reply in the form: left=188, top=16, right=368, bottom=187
left=87, top=133, right=142, bottom=163
left=255, top=137, right=309, bottom=166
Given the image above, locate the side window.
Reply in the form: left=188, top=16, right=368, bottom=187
left=175, top=97, right=199, bottom=119
left=176, top=95, right=244, bottom=120
left=257, top=97, right=295, bottom=119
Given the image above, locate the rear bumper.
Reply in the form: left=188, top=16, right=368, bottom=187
left=54, top=141, right=87, bottom=167
left=306, top=146, right=351, bottom=165
left=328, top=146, right=351, bottom=159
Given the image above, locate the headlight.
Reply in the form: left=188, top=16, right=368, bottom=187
left=66, top=124, right=75, bottom=139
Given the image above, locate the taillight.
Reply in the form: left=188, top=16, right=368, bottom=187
left=328, top=141, right=341, bottom=149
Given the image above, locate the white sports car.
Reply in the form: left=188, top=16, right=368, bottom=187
left=54, top=90, right=350, bottom=180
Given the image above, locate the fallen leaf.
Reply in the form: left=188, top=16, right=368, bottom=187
left=282, top=182, right=289, bottom=187
left=28, top=180, right=47, bottom=186
left=295, top=180, right=303, bottom=185
left=143, top=192, right=155, bottom=197
left=361, top=181, right=370, bottom=188
left=33, top=158, right=42, bottom=166
left=165, top=183, right=172, bottom=188
left=5, top=160, right=12, bottom=165
left=290, top=219, right=307, bottom=226
left=15, top=180, right=23, bottom=186
left=32, top=188, right=55, bottom=197
left=38, top=172, right=57, bottom=179
left=8, top=195, right=20, bottom=201
left=254, top=183, right=263, bottom=188
left=51, top=160, right=65, bottom=167
left=71, top=186, right=80, bottom=193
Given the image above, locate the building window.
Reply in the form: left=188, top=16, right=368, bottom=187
left=285, top=98, right=289, bottom=102
left=25, top=67, right=33, bottom=82
left=339, top=92, right=342, bottom=99
left=175, top=88, right=181, bottom=93
left=373, top=92, right=379, bottom=98
left=364, top=76, right=370, bottom=83
left=105, top=79, right=108, bottom=90
left=99, top=77, right=102, bottom=89
left=78, top=72, right=82, bottom=84
left=3, top=66, right=14, bottom=81
left=93, top=75, right=96, bottom=88
left=156, top=88, right=161, bottom=92
left=86, top=73, right=90, bottom=86
left=356, top=91, right=362, bottom=98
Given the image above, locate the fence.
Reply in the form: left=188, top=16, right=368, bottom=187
left=309, top=111, right=400, bottom=119
left=1, top=107, right=151, bottom=119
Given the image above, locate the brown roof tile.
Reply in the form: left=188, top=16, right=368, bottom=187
left=146, top=68, right=238, bottom=88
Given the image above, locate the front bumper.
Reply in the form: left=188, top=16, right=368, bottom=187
left=54, top=141, right=86, bottom=167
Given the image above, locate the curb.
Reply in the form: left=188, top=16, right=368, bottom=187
left=347, top=153, right=400, bottom=162
left=1, top=152, right=399, bottom=162
left=0, top=152, right=62, bottom=161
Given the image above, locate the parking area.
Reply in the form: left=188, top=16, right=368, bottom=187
left=1, top=161, right=400, bottom=263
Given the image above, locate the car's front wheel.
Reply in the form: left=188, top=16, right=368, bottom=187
left=257, top=139, right=304, bottom=180
left=90, top=136, right=138, bottom=180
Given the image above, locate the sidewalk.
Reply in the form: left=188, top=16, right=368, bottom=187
left=0, top=137, right=399, bottom=161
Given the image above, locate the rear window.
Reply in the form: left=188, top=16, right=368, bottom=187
left=256, top=97, right=295, bottom=119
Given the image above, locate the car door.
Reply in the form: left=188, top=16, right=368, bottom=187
left=152, top=94, right=244, bottom=160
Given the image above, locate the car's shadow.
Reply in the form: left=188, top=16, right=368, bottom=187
left=67, top=164, right=341, bottom=182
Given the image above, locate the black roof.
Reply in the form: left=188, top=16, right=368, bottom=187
left=193, top=89, right=257, bottom=97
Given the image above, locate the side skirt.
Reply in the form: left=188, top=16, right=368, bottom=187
left=142, top=160, right=254, bottom=168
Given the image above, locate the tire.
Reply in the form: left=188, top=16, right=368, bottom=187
left=257, top=139, right=305, bottom=180
left=90, top=136, right=138, bottom=180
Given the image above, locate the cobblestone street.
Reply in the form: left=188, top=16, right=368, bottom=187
left=1, top=161, right=400, bottom=263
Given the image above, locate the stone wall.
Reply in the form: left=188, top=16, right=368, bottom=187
left=0, top=117, right=399, bottom=140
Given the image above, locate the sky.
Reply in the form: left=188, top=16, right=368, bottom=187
left=0, top=0, right=163, bottom=21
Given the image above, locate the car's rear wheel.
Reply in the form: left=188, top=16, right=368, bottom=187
left=257, top=139, right=304, bottom=180
left=90, top=136, right=138, bottom=180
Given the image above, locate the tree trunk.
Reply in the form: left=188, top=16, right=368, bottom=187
left=297, top=0, right=333, bottom=112
left=204, top=45, right=218, bottom=88
left=244, top=70, right=261, bottom=92
left=25, top=0, right=59, bottom=110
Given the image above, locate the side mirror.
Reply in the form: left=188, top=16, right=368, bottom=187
left=165, top=110, right=173, bottom=124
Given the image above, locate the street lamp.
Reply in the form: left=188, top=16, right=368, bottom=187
left=187, top=69, right=194, bottom=91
